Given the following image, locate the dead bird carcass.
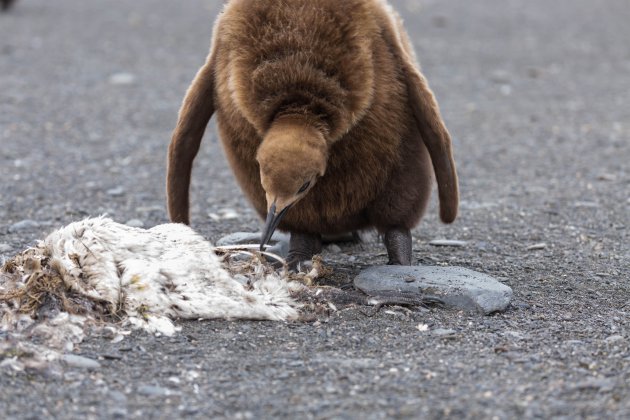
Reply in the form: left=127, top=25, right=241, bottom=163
left=0, top=217, right=303, bottom=338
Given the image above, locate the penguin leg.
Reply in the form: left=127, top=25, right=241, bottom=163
left=287, top=232, right=322, bottom=271
left=383, top=228, right=413, bottom=265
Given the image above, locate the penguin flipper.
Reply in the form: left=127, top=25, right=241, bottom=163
left=380, top=10, right=459, bottom=224
left=167, top=56, right=216, bottom=225
left=402, top=59, right=459, bottom=224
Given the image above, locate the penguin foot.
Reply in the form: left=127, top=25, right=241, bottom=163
left=287, top=232, right=322, bottom=272
left=383, top=227, right=412, bottom=265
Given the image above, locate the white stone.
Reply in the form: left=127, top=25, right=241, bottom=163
left=108, top=72, right=136, bottom=85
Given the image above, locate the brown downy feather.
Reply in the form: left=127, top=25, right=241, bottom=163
left=167, top=0, right=459, bottom=234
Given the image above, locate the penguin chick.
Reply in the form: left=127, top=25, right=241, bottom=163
left=167, top=0, right=459, bottom=268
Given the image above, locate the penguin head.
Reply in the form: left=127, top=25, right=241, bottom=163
left=257, top=118, right=327, bottom=249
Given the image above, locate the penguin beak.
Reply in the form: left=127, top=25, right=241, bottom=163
left=260, top=202, right=292, bottom=251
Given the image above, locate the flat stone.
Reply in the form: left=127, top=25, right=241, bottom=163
left=8, top=219, right=40, bottom=233
left=429, top=239, right=468, bottom=247
left=61, top=354, right=101, bottom=370
left=354, top=265, right=512, bottom=314
left=0, top=243, right=12, bottom=253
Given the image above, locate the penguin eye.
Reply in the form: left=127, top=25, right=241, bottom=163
left=297, top=181, right=310, bottom=194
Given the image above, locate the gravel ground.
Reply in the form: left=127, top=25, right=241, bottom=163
left=1, top=0, right=629, bottom=418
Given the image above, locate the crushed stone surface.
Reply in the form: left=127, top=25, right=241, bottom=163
left=1, top=0, right=629, bottom=418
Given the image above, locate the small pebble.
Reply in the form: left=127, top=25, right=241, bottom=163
left=571, top=378, right=615, bottom=392
left=490, top=69, right=511, bottom=84
left=106, top=187, right=126, bottom=197
left=428, top=239, right=468, bottom=247
left=8, top=219, right=40, bottom=233
left=101, top=353, right=123, bottom=360
left=108, top=72, right=136, bottom=85
left=327, top=244, right=342, bottom=253
left=605, top=335, right=624, bottom=343
left=432, top=328, right=457, bottom=337
left=61, top=354, right=101, bottom=370
left=503, top=330, right=525, bottom=340
left=137, top=385, right=172, bottom=397
left=511, top=301, right=531, bottom=310
left=108, top=390, right=127, bottom=404
left=220, top=208, right=240, bottom=219
left=573, top=201, right=599, bottom=208
left=597, top=173, right=616, bottom=182
left=136, top=205, right=164, bottom=213
left=209, top=208, right=240, bottom=220
left=526, top=243, right=547, bottom=251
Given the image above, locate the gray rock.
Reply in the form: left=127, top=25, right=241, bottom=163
left=429, top=239, right=468, bottom=247
left=60, top=354, right=101, bottom=370
left=0, top=243, right=12, bottom=253
left=354, top=265, right=513, bottom=314
left=8, top=219, right=40, bottom=233
left=137, top=385, right=173, bottom=397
